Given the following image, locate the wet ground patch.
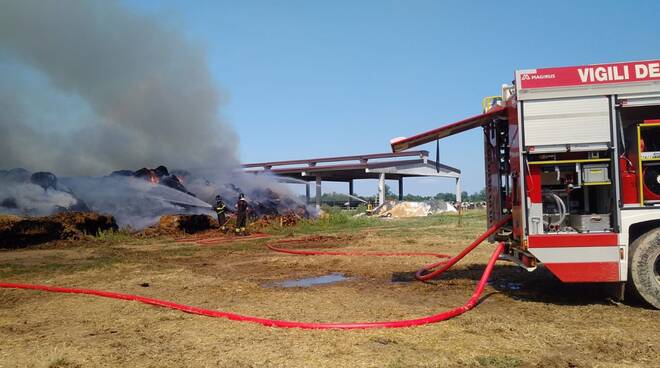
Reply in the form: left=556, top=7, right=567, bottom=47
left=266, top=273, right=351, bottom=288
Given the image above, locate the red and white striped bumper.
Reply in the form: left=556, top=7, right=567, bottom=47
left=527, top=234, right=624, bottom=283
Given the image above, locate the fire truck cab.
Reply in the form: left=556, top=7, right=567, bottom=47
left=392, top=59, right=660, bottom=308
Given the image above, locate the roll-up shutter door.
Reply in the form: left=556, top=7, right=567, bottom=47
left=523, top=96, right=611, bottom=148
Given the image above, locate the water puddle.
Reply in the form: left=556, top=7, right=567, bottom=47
left=270, top=273, right=350, bottom=288
left=504, top=282, right=524, bottom=291
left=489, top=279, right=524, bottom=291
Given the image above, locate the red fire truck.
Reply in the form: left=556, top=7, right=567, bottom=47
left=392, top=59, right=660, bottom=308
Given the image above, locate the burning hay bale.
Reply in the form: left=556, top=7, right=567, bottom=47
left=177, top=173, right=315, bottom=218
left=151, top=214, right=216, bottom=235
left=248, top=188, right=309, bottom=217
left=60, top=169, right=214, bottom=229
left=1, top=164, right=315, bottom=232
left=0, top=212, right=117, bottom=248
left=249, top=211, right=303, bottom=231
left=110, top=165, right=194, bottom=196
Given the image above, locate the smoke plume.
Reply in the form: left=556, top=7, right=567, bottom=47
left=60, top=175, right=214, bottom=229
left=0, top=1, right=313, bottom=228
left=0, top=0, right=238, bottom=175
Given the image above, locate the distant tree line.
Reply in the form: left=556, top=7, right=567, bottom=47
left=306, top=186, right=486, bottom=203
left=401, top=188, right=486, bottom=202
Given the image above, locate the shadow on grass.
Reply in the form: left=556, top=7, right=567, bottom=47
left=392, top=264, right=622, bottom=307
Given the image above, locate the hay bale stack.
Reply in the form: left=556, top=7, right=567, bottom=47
left=0, top=212, right=117, bottom=248
left=155, top=214, right=215, bottom=235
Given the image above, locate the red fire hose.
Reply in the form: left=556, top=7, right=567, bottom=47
left=264, top=215, right=510, bottom=266
left=0, top=217, right=510, bottom=329
left=416, top=216, right=511, bottom=281
left=266, top=242, right=452, bottom=259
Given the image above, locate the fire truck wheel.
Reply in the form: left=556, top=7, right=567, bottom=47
left=629, top=228, right=660, bottom=309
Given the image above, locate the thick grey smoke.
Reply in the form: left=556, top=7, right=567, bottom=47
left=0, top=169, right=215, bottom=228
left=0, top=0, right=238, bottom=175
left=0, top=176, right=79, bottom=217
left=60, top=176, right=214, bottom=229
left=0, top=1, right=314, bottom=228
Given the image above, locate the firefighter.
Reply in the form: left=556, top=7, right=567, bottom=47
left=366, top=200, right=374, bottom=216
left=235, top=193, right=249, bottom=236
left=214, top=195, right=228, bottom=233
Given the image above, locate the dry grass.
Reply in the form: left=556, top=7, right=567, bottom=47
left=0, top=210, right=658, bottom=367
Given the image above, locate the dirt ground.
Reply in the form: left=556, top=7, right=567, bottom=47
left=0, top=212, right=658, bottom=368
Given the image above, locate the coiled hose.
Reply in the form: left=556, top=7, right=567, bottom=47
left=542, top=191, right=567, bottom=229
left=0, top=216, right=511, bottom=330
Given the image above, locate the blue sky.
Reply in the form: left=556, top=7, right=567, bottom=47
left=128, top=0, right=659, bottom=196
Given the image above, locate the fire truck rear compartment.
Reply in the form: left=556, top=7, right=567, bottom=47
left=533, top=161, right=614, bottom=234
